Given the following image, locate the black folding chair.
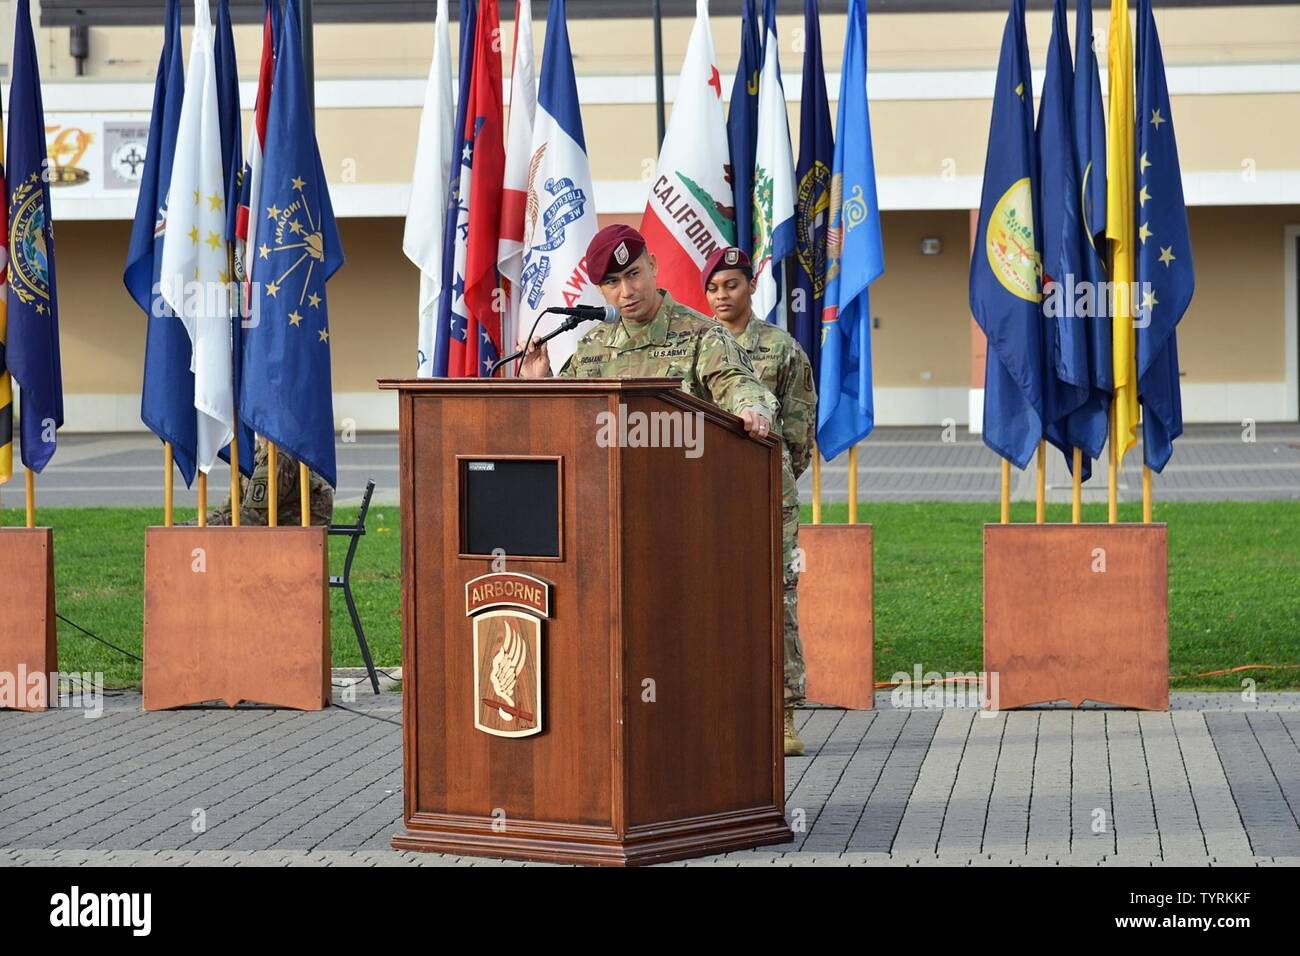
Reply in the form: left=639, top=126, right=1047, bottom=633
left=329, top=479, right=381, bottom=694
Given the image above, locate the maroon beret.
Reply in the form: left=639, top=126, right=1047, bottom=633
left=586, top=224, right=646, bottom=282
left=702, top=246, right=752, bottom=291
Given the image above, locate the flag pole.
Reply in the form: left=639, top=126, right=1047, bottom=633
left=1142, top=464, right=1152, bottom=523
left=1108, top=402, right=1118, bottom=524
left=24, top=468, right=34, bottom=528
left=1000, top=458, right=1010, bottom=524
left=268, top=441, right=279, bottom=526
left=230, top=424, right=240, bottom=527
left=299, top=462, right=310, bottom=527
left=847, top=444, right=858, bottom=524
left=1071, top=448, right=1082, bottom=523
left=164, top=441, right=174, bottom=527
left=651, top=0, right=665, bottom=150
left=811, top=445, right=821, bottom=524
left=1035, top=440, right=1046, bottom=524
left=197, top=472, right=207, bottom=527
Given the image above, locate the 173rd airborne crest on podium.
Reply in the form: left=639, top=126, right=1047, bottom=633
left=465, top=572, right=553, bottom=738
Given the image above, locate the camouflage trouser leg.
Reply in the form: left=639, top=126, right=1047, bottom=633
left=782, top=452, right=806, bottom=706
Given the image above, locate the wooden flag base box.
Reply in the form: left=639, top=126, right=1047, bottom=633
left=143, top=526, right=330, bottom=711
left=983, top=524, right=1168, bottom=711
left=800, top=524, right=874, bottom=710
left=0, top=527, right=57, bottom=712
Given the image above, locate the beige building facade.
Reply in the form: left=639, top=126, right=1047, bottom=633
left=7, top=1, right=1299, bottom=432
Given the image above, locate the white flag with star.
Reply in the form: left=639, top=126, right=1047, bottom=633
left=160, top=0, right=234, bottom=474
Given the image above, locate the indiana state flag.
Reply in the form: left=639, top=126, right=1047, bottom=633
left=1135, top=0, right=1193, bottom=472
left=970, top=0, right=1043, bottom=470
left=6, top=0, right=63, bottom=474
left=815, top=0, right=883, bottom=461
left=517, top=0, right=601, bottom=371
left=239, top=0, right=344, bottom=487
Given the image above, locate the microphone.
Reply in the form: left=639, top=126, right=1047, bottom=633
left=489, top=305, right=621, bottom=377
left=543, top=304, right=620, bottom=323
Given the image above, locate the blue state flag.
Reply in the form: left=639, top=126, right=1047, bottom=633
left=215, top=0, right=254, bottom=477
left=1066, top=0, right=1112, bottom=465
left=127, top=0, right=196, bottom=487
left=7, top=0, right=63, bottom=474
left=1136, top=0, right=1193, bottom=472
left=792, top=0, right=833, bottom=384
left=726, top=0, right=761, bottom=257
left=431, top=0, right=477, bottom=377
left=1036, top=0, right=1091, bottom=478
left=970, top=0, right=1044, bottom=470
left=239, top=0, right=345, bottom=487
left=815, top=0, right=883, bottom=461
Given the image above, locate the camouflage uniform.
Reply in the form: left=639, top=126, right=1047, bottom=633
left=557, top=290, right=779, bottom=423
left=200, top=437, right=334, bottom=527
left=732, top=314, right=817, bottom=706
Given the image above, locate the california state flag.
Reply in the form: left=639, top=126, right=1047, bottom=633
left=641, top=0, right=735, bottom=314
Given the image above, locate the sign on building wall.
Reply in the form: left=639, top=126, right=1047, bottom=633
left=43, top=113, right=151, bottom=196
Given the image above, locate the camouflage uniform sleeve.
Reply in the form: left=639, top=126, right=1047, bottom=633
left=780, top=341, right=818, bottom=478
left=693, top=326, right=779, bottom=427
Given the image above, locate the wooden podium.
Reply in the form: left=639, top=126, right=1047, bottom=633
left=380, top=378, right=793, bottom=866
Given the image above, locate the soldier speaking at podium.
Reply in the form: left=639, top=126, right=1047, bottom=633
left=518, top=224, right=777, bottom=440
left=704, top=247, right=817, bottom=757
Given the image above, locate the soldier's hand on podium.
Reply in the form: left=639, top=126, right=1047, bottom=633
left=740, top=408, right=773, bottom=439
left=518, top=337, right=553, bottom=378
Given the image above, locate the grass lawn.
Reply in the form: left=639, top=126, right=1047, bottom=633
left=5, top=500, right=1298, bottom=691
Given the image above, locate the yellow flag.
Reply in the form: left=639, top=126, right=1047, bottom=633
left=1106, top=0, right=1139, bottom=465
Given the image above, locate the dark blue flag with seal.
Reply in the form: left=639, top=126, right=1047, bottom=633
left=970, top=0, right=1044, bottom=470
left=792, top=0, right=832, bottom=385
left=239, top=0, right=345, bottom=488
left=726, top=0, right=762, bottom=257
left=1036, top=0, right=1091, bottom=478
left=1135, top=0, right=1194, bottom=472
left=431, top=0, right=477, bottom=378
left=126, top=0, right=196, bottom=487
left=214, top=0, right=255, bottom=477
left=1066, top=0, right=1112, bottom=467
left=6, top=0, right=64, bottom=474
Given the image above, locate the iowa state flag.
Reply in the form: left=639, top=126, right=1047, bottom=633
left=641, top=0, right=734, bottom=315
left=239, top=0, right=343, bottom=487
left=516, top=0, right=601, bottom=371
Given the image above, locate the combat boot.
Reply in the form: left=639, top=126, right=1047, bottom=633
left=784, top=705, right=804, bottom=756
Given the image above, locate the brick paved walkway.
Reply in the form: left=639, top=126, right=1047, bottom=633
left=3, top=691, right=1297, bottom=867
